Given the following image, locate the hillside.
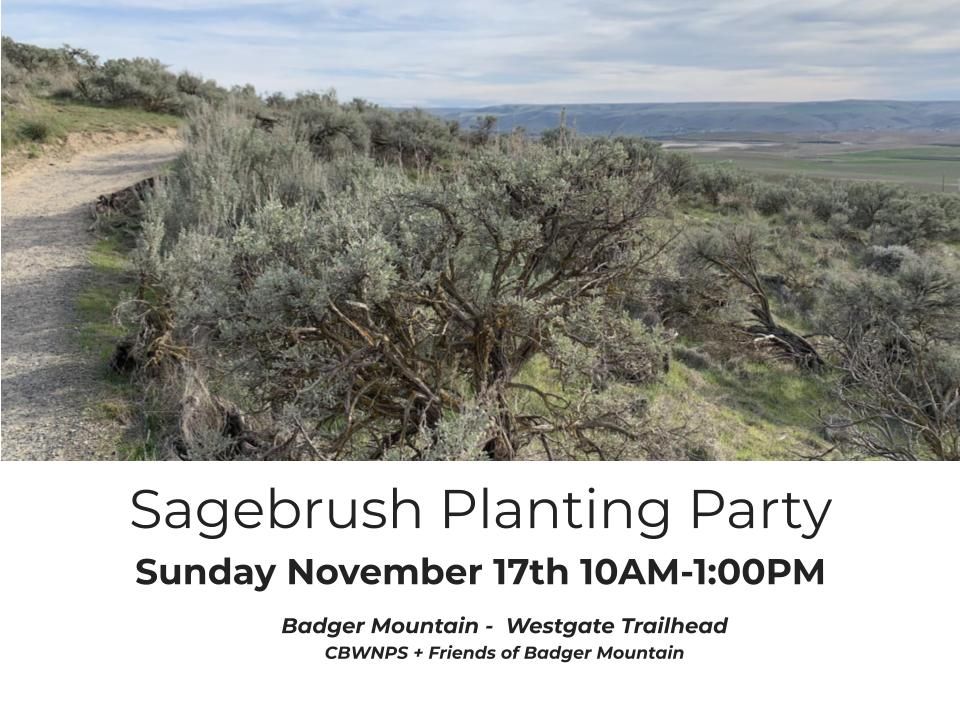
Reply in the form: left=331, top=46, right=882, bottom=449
left=2, top=37, right=957, bottom=461
left=95, top=100, right=958, bottom=461
left=429, top=100, right=960, bottom=136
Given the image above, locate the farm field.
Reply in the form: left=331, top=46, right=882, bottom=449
left=663, top=137, right=960, bottom=191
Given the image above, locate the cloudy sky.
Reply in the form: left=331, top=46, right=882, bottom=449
left=3, top=1, right=959, bottom=105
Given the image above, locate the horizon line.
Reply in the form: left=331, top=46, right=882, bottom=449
left=389, top=98, right=959, bottom=109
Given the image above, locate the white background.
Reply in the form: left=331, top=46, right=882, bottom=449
left=1, top=462, right=957, bottom=719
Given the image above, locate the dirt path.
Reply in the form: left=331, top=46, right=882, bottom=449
left=1, top=136, right=181, bottom=459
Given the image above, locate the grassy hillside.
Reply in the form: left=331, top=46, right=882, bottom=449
left=1, top=36, right=228, bottom=171
left=646, top=359, right=834, bottom=460
left=2, top=97, right=180, bottom=161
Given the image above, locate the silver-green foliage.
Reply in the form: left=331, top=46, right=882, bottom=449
left=141, top=117, right=675, bottom=459
left=151, top=104, right=327, bottom=247
left=817, top=253, right=960, bottom=459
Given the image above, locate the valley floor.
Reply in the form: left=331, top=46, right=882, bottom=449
left=664, top=132, right=960, bottom=191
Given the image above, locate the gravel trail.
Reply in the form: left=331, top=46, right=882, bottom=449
left=1, top=137, right=181, bottom=460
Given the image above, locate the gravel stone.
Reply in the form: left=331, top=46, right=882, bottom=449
left=1, top=137, right=181, bottom=460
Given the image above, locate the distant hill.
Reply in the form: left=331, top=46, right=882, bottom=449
left=426, top=101, right=960, bottom=137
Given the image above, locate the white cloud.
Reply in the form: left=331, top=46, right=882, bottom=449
left=3, top=0, right=957, bottom=103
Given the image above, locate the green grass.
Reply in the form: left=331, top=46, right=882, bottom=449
left=510, top=344, right=834, bottom=460
left=75, top=229, right=158, bottom=459
left=647, top=358, right=835, bottom=460
left=692, top=146, right=960, bottom=192
left=704, top=362, right=832, bottom=429
left=20, top=119, right=52, bottom=142
left=76, top=234, right=133, bottom=358
left=2, top=97, right=180, bottom=158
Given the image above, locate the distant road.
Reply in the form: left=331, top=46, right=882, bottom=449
left=1, top=137, right=181, bottom=459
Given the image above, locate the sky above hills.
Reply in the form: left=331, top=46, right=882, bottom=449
left=3, top=1, right=959, bottom=106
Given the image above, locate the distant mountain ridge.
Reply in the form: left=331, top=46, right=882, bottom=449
left=426, top=101, right=960, bottom=136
